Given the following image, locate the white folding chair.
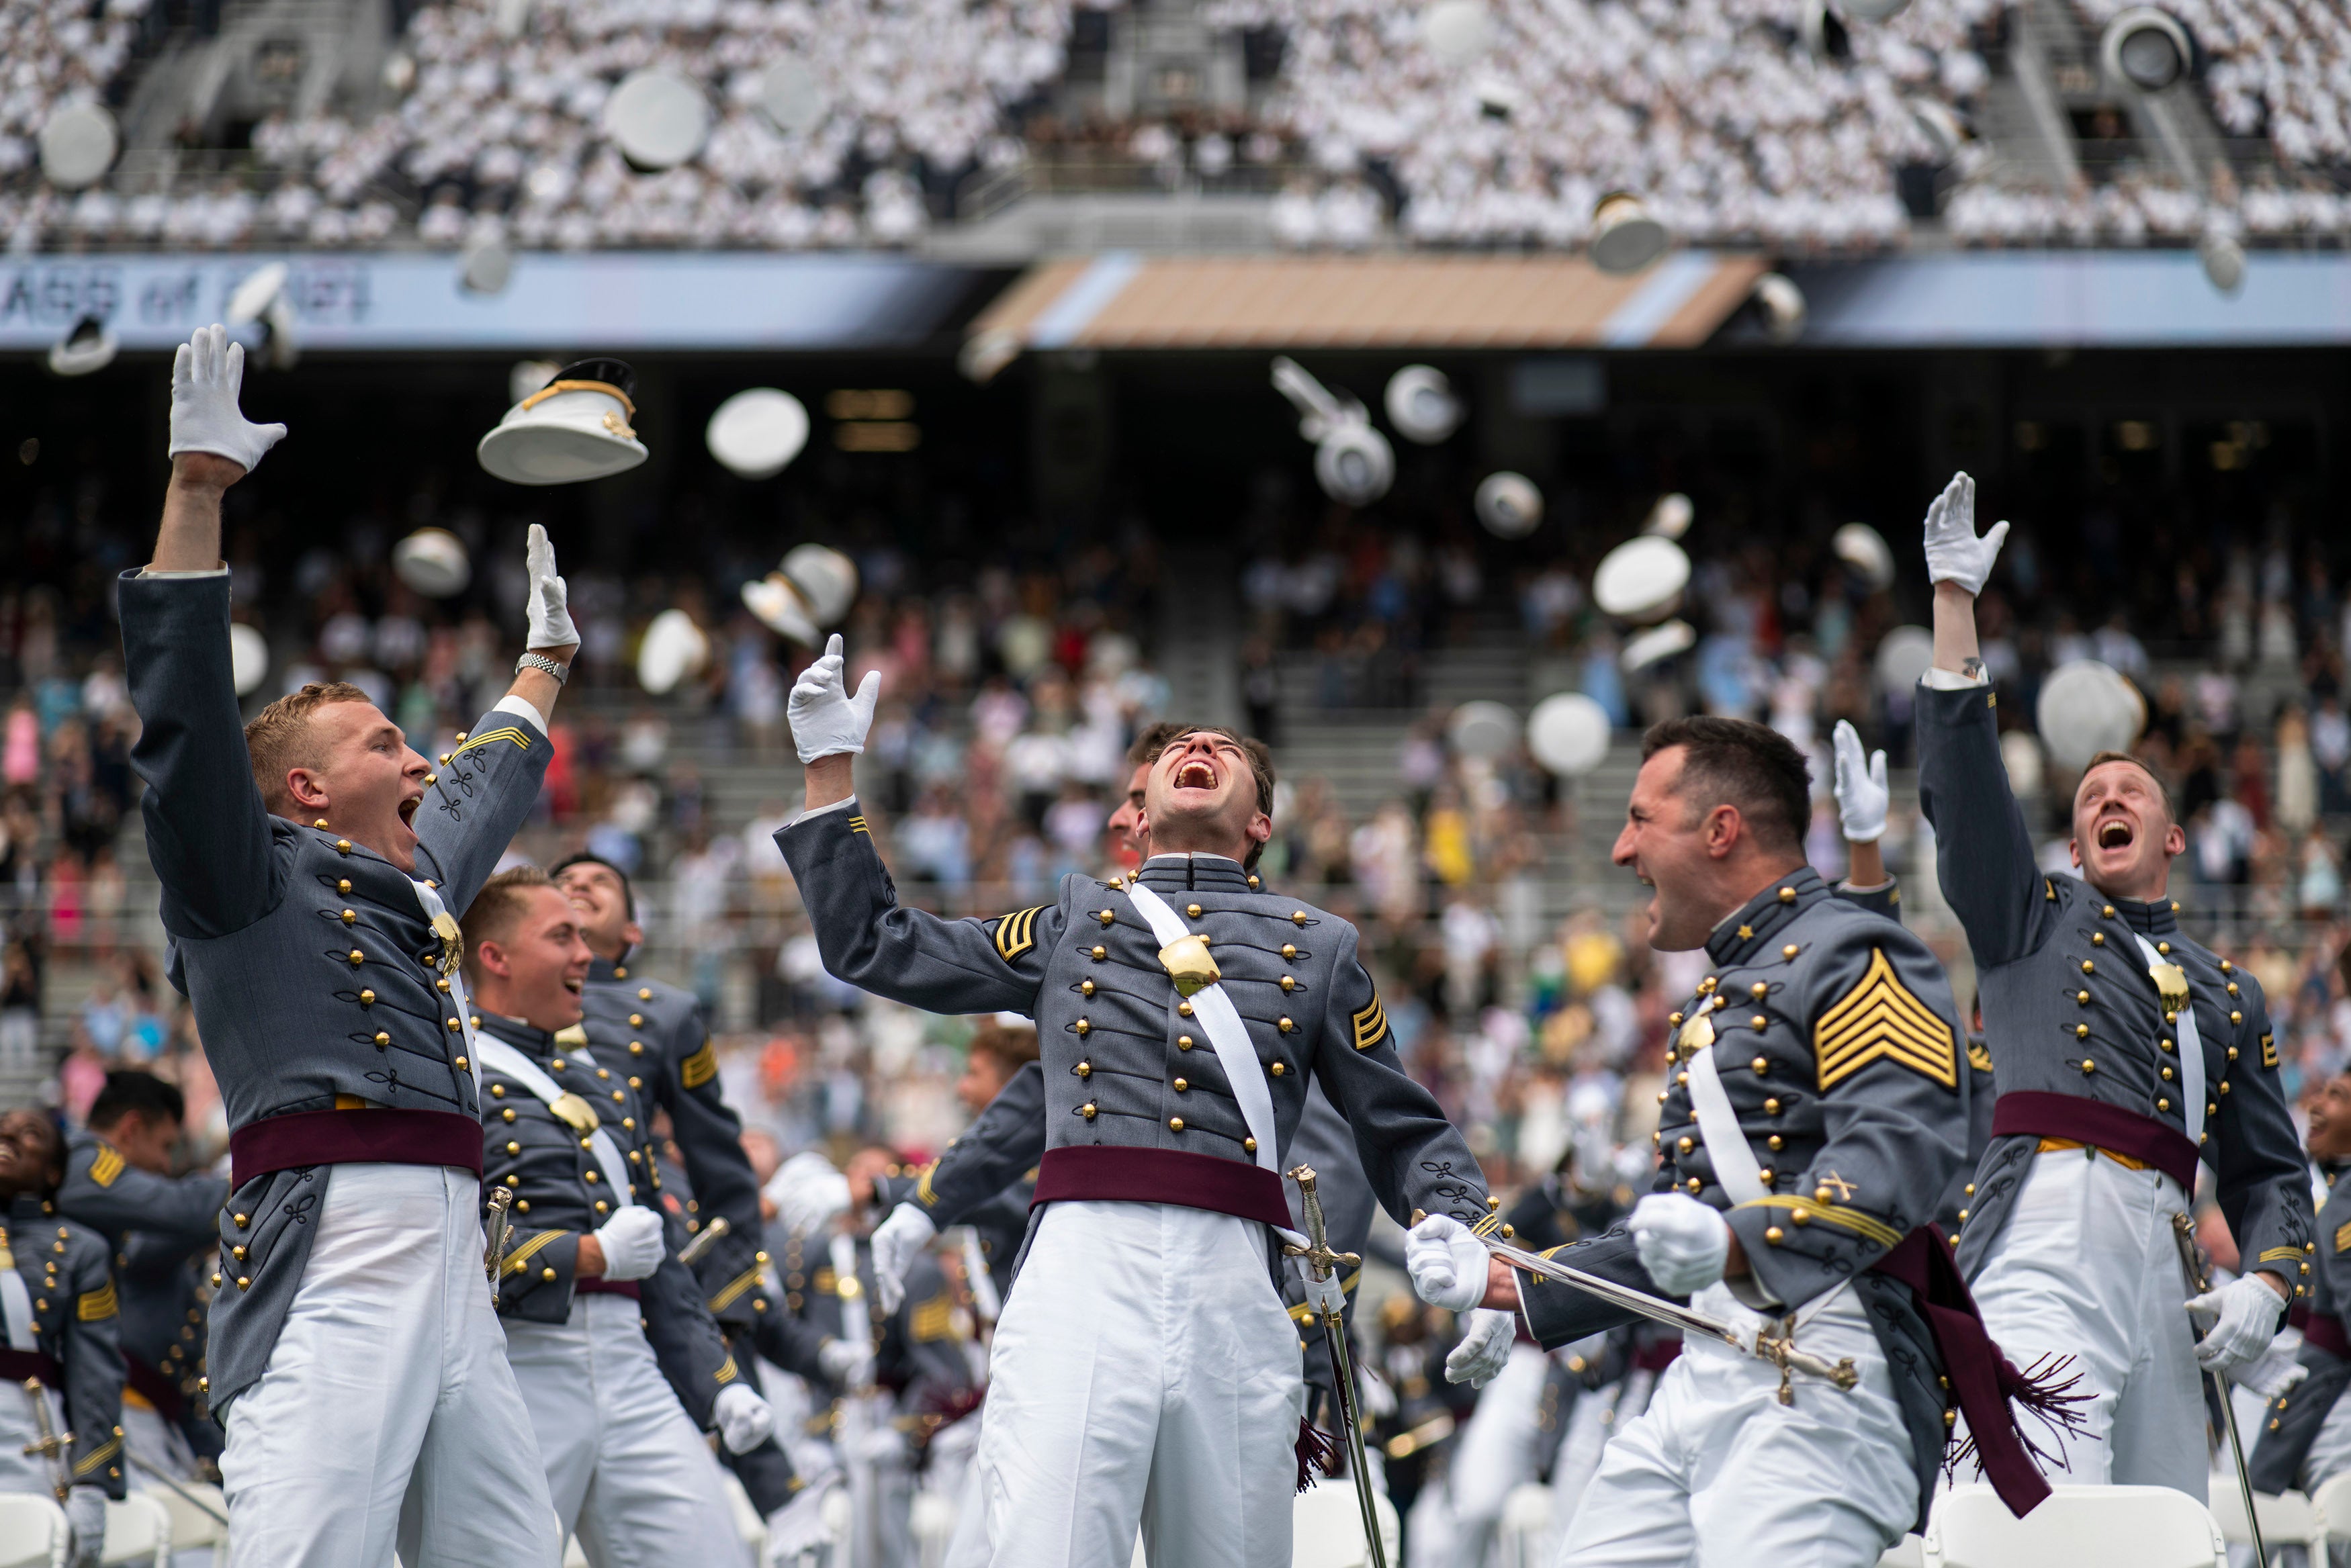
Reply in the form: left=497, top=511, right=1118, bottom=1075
left=2313, top=1470, right=2351, bottom=1543
left=2205, top=1474, right=2323, bottom=1566
left=136, top=1478, right=226, bottom=1567
left=1495, top=1481, right=1556, bottom=1568
left=1877, top=1533, right=1926, bottom=1567
left=559, top=1534, right=588, bottom=1568
left=97, top=1493, right=170, bottom=1568
left=0, top=1493, right=70, bottom=1568
left=1923, top=1483, right=2226, bottom=1568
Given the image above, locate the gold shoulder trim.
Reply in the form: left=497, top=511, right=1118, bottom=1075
left=1814, top=948, right=1956, bottom=1091
left=993, top=906, right=1047, bottom=964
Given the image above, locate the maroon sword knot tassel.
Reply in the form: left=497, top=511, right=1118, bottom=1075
left=1295, top=1417, right=1339, bottom=1494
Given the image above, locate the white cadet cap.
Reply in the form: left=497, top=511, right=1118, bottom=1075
left=46, top=314, right=116, bottom=377
left=638, top=608, right=711, bottom=695
left=1422, top=0, right=1493, bottom=61
left=2100, top=5, right=2191, bottom=91
left=1843, top=0, right=1911, bottom=19
left=1314, top=419, right=1394, bottom=507
left=1448, top=700, right=1518, bottom=761
left=781, top=544, right=858, bottom=627
left=603, top=68, right=711, bottom=171
left=39, top=103, right=118, bottom=189
left=2000, top=729, right=2045, bottom=797
left=1526, top=692, right=1611, bottom=777
left=1643, top=492, right=1693, bottom=539
left=226, top=263, right=290, bottom=327
left=1621, top=618, right=1695, bottom=673
left=1753, top=272, right=1806, bottom=344
left=1832, top=522, right=1896, bottom=592
left=479, top=358, right=649, bottom=486
left=392, top=528, right=471, bottom=598
left=1590, top=192, right=1669, bottom=276
left=1874, top=625, right=1935, bottom=696
left=1593, top=535, right=1690, bottom=622
left=754, top=58, right=830, bottom=138
left=2037, top=660, right=2146, bottom=771
left=707, top=388, right=810, bottom=480
left=229, top=622, right=271, bottom=697
left=741, top=574, right=819, bottom=647
left=1475, top=471, right=1543, bottom=539
left=1385, top=366, right=1463, bottom=445
left=460, top=227, right=515, bottom=295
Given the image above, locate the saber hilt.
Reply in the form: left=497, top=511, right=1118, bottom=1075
left=677, top=1215, right=730, bottom=1269
left=483, top=1186, right=515, bottom=1306
left=21, top=1377, right=71, bottom=1501
left=1289, top=1166, right=1388, bottom=1568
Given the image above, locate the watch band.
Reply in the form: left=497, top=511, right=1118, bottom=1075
left=516, top=651, right=570, bottom=686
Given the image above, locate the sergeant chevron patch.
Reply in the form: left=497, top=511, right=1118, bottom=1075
left=2336, top=1219, right=2351, bottom=1255
left=88, top=1146, right=124, bottom=1187
left=680, top=1040, right=719, bottom=1089
left=77, top=1281, right=116, bottom=1321
left=1966, top=1040, right=1993, bottom=1074
left=1352, top=993, right=1388, bottom=1051
left=993, top=906, right=1047, bottom=962
left=1814, top=948, right=1956, bottom=1090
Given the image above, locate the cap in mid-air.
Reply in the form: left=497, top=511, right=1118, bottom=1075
left=47, top=314, right=117, bottom=377
left=479, top=359, right=649, bottom=486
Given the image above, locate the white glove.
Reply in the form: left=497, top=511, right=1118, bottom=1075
left=788, top=633, right=881, bottom=764
left=713, top=1382, right=776, bottom=1454
left=817, top=1335, right=873, bottom=1389
left=1446, top=1307, right=1516, bottom=1389
left=524, top=522, right=577, bottom=652
left=592, top=1205, right=666, bottom=1283
left=1920, top=470, right=2009, bottom=596
left=1831, top=720, right=1890, bottom=845
left=65, top=1487, right=105, bottom=1568
left=766, top=1151, right=852, bottom=1239
left=1630, top=1192, right=1732, bottom=1297
left=2188, top=1273, right=2289, bottom=1377
left=763, top=1473, right=842, bottom=1567
left=869, top=1203, right=938, bottom=1316
left=2232, top=1326, right=2310, bottom=1399
left=1405, top=1212, right=1490, bottom=1313
left=167, top=322, right=286, bottom=471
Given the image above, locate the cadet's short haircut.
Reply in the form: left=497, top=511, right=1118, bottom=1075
left=461, top=865, right=557, bottom=985
left=2078, top=751, right=2174, bottom=822
left=245, top=682, right=374, bottom=816
left=967, top=1016, right=1041, bottom=1074
left=1126, top=722, right=1192, bottom=772
left=87, top=1070, right=186, bottom=1132
left=1640, top=715, right=1810, bottom=855
left=1163, top=725, right=1278, bottom=870
left=549, top=851, right=635, bottom=920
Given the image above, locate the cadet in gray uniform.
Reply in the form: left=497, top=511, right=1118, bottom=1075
left=777, top=636, right=1503, bottom=1568
left=2252, top=1070, right=2351, bottom=1495
left=1916, top=471, right=2312, bottom=1495
left=55, top=1072, right=228, bottom=1478
left=463, top=867, right=763, bottom=1567
left=118, top=324, right=566, bottom=1566
left=550, top=851, right=824, bottom=1534
left=1420, top=717, right=2037, bottom=1568
left=0, top=1109, right=126, bottom=1568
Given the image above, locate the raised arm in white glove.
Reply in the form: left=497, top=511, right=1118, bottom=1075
left=1446, top=1307, right=1515, bottom=1388
left=1920, top=470, right=2009, bottom=597
left=524, top=522, right=577, bottom=654
left=167, top=322, right=287, bottom=473
left=1831, top=720, right=1889, bottom=845
left=2188, top=1272, right=2289, bottom=1377
left=713, top=1382, right=777, bottom=1454
left=788, top=633, right=881, bottom=764
left=591, top=1205, right=666, bottom=1283
left=869, top=1203, right=938, bottom=1316
left=1629, top=1192, right=1732, bottom=1297
left=65, top=1485, right=105, bottom=1568
left=1405, top=1212, right=1490, bottom=1312
left=766, top=1150, right=852, bottom=1239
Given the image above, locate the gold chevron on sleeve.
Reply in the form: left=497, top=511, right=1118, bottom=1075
left=500, top=1229, right=564, bottom=1277
left=77, top=1281, right=117, bottom=1321
left=680, top=1039, right=718, bottom=1089
left=88, top=1146, right=123, bottom=1188
left=708, top=1264, right=763, bottom=1313
left=1965, top=1039, right=1993, bottom=1074
left=915, top=1159, right=940, bottom=1207
left=2263, top=1031, right=2278, bottom=1070
left=993, top=906, right=1047, bottom=963
left=1351, top=992, right=1388, bottom=1052
left=848, top=815, right=871, bottom=836
left=2335, top=1219, right=2351, bottom=1255
left=449, top=726, right=533, bottom=760
left=1814, top=948, right=1956, bottom=1091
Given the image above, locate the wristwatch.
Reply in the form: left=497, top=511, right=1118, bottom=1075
left=516, top=651, right=570, bottom=686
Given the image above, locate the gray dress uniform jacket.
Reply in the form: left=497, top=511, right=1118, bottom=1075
left=777, top=806, right=1489, bottom=1279
left=477, top=1011, right=738, bottom=1429
left=2251, top=1166, right=2351, bottom=1493
left=1, top=1194, right=126, bottom=1498
left=54, top=1133, right=226, bottom=1451
left=120, top=571, right=552, bottom=1411
left=1511, top=868, right=1971, bottom=1529
left=1914, top=680, right=2313, bottom=1284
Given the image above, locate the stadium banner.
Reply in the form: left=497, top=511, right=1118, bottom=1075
left=0, top=251, right=985, bottom=352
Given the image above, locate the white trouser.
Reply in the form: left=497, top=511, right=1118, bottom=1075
left=1556, top=1282, right=1915, bottom=1568
left=1965, top=1147, right=2205, bottom=1496
left=219, top=1163, right=561, bottom=1568
left=1451, top=1342, right=1552, bottom=1566
left=973, top=1200, right=1302, bottom=1568
left=504, top=1293, right=750, bottom=1568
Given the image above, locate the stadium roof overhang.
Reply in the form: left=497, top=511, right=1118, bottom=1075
left=969, top=251, right=1770, bottom=353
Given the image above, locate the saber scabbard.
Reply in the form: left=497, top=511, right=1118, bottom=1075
left=483, top=1186, right=515, bottom=1307
left=2174, top=1213, right=2266, bottom=1568
left=1288, top=1166, right=1388, bottom=1568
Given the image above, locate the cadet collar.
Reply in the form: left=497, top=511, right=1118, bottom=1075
left=1704, top=866, right=1830, bottom=968
left=474, top=1009, right=558, bottom=1057
left=588, top=956, right=629, bottom=985
left=5, top=1191, right=48, bottom=1226
left=1137, top=854, right=1254, bottom=895
left=2093, top=890, right=2180, bottom=940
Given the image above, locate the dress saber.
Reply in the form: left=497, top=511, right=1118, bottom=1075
left=482, top=1185, right=515, bottom=1307
left=2172, top=1213, right=2265, bottom=1568
left=1411, top=1209, right=1861, bottom=1396
left=19, top=1377, right=70, bottom=1501
left=676, top=1215, right=729, bottom=1269
left=1286, top=1167, right=1388, bottom=1568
